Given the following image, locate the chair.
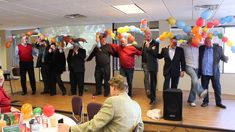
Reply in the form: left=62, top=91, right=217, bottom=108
left=4, top=67, right=20, bottom=95
left=87, top=102, right=102, bottom=120
left=71, top=96, right=84, bottom=124
left=3, top=70, right=13, bottom=95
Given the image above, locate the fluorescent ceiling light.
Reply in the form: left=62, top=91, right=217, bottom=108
left=113, top=4, right=144, bottom=14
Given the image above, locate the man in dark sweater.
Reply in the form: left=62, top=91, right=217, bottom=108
left=87, top=33, right=114, bottom=97
left=15, top=35, right=37, bottom=95
left=67, top=43, right=86, bottom=96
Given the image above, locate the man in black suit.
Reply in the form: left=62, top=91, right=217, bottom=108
left=67, top=43, right=86, bottom=96
left=199, top=37, right=228, bottom=109
left=158, top=37, right=186, bottom=90
left=142, top=29, right=159, bottom=104
left=35, top=39, right=51, bottom=95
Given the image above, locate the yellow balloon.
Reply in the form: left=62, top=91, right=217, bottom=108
left=203, top=27, right=209, bottom=33
left=167, top=17, right=176, bottom=26
left=207, top=33, right=213, bottom=39
left=227, top=40, right=234, bottom=47
left=21, top=103, right=33, bottom=120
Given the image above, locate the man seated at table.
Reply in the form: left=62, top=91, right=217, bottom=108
left=58, top=75, right=144, bottom=132
left=0, top=69, right=19, bottom=113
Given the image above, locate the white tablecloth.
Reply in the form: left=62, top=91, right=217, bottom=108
left=24, top=113, right=76, bottom=132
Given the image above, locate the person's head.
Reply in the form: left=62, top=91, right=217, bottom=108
left=21, top=35, right=29, bottom=45
left=99, top=33, right=107, bottom=46
left=205, top=37, right=212, bottom=47
left=73, top=43, right=80, bottom=50
left=0, top=69, right=4, bottom=87
left=170, top=36, right=177, bottom=48
left=120, top=38, right=128, bottom=47
left=109, top=75, right=127, bottom=96
left=145, top=29, right=152, bottom=41
left=50, top=43, right=56, bottom=51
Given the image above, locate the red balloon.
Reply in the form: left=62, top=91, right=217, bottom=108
left=222, top=37, right=228, bottom=43
left=207, top=22, right=214, bottom=28
left=43, top=105, right=55, bottom=117
left=196, top=17, right=205, bottom=27
left=212, top=19, right=220, bottom=26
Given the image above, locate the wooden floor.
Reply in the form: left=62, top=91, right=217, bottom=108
left=6, top=81, right=235, bottom=132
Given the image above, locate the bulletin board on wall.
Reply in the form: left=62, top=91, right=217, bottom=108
left=41, top=24, right=113, bottom=83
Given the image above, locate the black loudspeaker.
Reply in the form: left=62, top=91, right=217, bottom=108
left=163, top=89, right=182, bottom=121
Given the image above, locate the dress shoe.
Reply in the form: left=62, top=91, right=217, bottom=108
left=21, top=92, right=27, bottom=96
left=216, top=104, right=226, bottom=109
left=149, top=100, right=157, bottom=105
left=32, top=91, right=36, bottom=95
left=104, top=93, right=109, bottom=97
left=93, top=92, right=102, bottom=96
left=41, top=91, right=49, bottom=95
left=201, top=102, right=208, bottom=107
left=62, top=91, right=67, bottom=96
left=50, top=93, right=56, bottom=96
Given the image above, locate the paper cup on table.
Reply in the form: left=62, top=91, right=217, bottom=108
left=50, top=116, right=57, bottom=127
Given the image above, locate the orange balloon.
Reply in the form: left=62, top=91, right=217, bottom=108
left=192, top=26, right=200, bottom=34
left=128, top=35, right=135, bottom=43
left=5, top=42, right=11, bottom=48
left=191, top=37, right=200, bottom=47
left=21, top=103, right=33, bottom=119
left=27, top=31, right=33, bottom=36
left=51, top=37, right=56, bottom=43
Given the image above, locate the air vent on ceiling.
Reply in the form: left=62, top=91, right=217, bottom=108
left=194, top=4, right=219, bottom=11
left=64, top=14, right=86, bottom=19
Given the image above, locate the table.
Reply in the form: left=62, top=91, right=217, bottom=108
left=24, top=113, right=76, bottom=132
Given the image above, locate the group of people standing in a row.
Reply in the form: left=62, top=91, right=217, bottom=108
left=14, top=29, right=228, bottom=108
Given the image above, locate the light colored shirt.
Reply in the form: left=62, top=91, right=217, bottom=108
left=180, top=44, right=199, bottom=69
left=169, top=47, right=176, bottom=60
left=202, top=46, right=214, bottom=76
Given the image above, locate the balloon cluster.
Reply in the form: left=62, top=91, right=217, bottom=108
left=5, top=28, right=42, bottom=49
left=166, top=9, right=235, bottom=50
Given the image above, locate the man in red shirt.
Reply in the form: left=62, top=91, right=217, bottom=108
left=111, top=38, right=142, bottom=96
left=15, top=35, right=37, bottom=95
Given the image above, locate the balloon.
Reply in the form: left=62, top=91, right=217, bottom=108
left=183, top=26, right=191, bottom=33
left=21, top=103, right=33, bottom=119
left=175, top=34, right=182, bottom=40
left=16, top=34, right=21, bottom=39
left=227, top=40, right=233, bottom=47
left=176, top=20, right=185, bottom=29
left=51, top=37, right=56, bottom=43
left=129, top=25, right=136, bottom=32
left=128, top=35, right=135, bottom=43
left=231, top=46, right=235, bottom=53
left=225, top=16, right=234, bottom=23
left=208, top=33, right=213, bottom=39
left=167, top=17, right=176, bottom=26
left=140, top=19, right=148, bottom=31
left=33, top=107, right=42, bottom=115
left=212, top=19, right=220, bottom=26
left=201, top=32, right=208, bottom=38
left=220, top=18, right=226, bottom=25
left=43, top=105, right=55, bottom=117
left=196, top=17, right=205, bottom=27
left=192, top=26, right=200, bottom=34
left=218, top=33, right=223, bottom=39
left=202, top=27, right=208, bottom=33
left=191, top=37, right=200, bottom=47
left=5, top=42, right=11, bottom=48
left=213, top=31, right=219, bottom=36
left=27, top=31, right=33, bottom=36
left=201, top=9, right=213, bottom=20
left=222, top=37, right=228, bottom=43
left=207, top=22, right=214, bottom=28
